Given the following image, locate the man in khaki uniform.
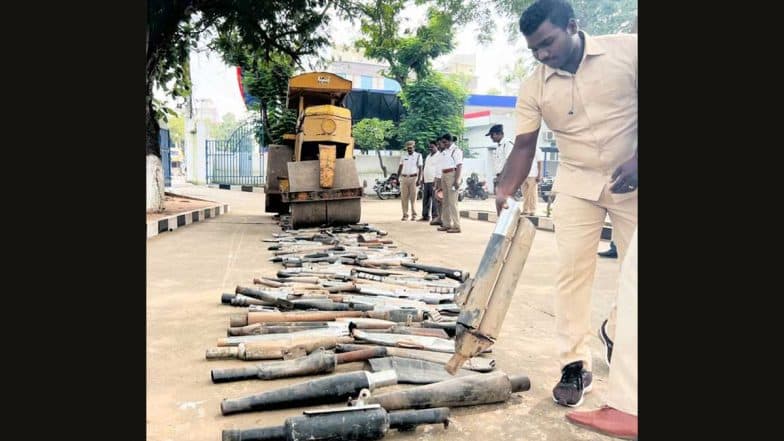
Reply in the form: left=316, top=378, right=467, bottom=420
left=430, top=139, right=447, bottom=226
left=495, top=0, right=638, bottom=407
left=489, top=123, right=542, bottom=214
left=488, top=124, right=515, bottom=180
left=397, top=140, right=423, bottom=221
left=520, top=145, right=544, bottom=215
left=419, top=140, right=440, bottom=222
left=437, top=133, right=463, bottom=233
left=567, top=227, right=638, bottom=439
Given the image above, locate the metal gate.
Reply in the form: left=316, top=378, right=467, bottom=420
left=160, top=128, right=172, bottom=187
left=206, top=120, right=265, bottom=186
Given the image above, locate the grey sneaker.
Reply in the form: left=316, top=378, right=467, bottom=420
left=553, top=361, right=593, bottom=407
left=599, top=319, right=614, bottom=366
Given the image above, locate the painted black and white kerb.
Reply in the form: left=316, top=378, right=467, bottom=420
left=147, top=204, right=231, bottom=239
left=207, top=184, right=264, bottom=193
left=459, top=210, right=613, bottom=239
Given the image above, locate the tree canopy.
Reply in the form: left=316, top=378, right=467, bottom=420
left=147, top=0, right=361, bottom=156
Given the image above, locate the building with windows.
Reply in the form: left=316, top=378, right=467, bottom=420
left=326, top=47, right=403, bottom=93
left=461, top=94, right=559, bottom=192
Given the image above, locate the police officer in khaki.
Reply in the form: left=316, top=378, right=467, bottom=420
left=419, top=140, right=440, bottom=222
left=430, top=138, right=448, bottom=226
left=495, top=0, right=638, bottom=408
left=487, top=124, right=514, bottom=191
left=397, top=140, right=423, bottom=221
left=567, top=227, right=638, bottom=439
left=437, top=133, right=463, bottom=233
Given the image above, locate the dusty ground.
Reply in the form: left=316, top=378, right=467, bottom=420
left=146, top=194, right=217, bottom=223
left=147, top=184, right=620, bottom=441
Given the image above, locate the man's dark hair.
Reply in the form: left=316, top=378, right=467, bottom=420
left=429, top=139, right=438, bottom=145
left=519, top=0, right=575, bottom=35
left=440, top=133, right=452, bottom=141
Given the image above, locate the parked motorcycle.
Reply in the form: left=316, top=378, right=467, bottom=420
left=374, top=173, right=401, bottom=200
left=493, top=174, right=554, bottom=202
left=462, top=173, right=489, bottom=200
left=538, top=175, right=554, bottom=201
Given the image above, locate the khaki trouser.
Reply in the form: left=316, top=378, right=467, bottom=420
left=441, top=172, right=460, bottom=229
left=552, top=184, right=637, bottom=371
left=606, top=228, right=637, bottom=416
left=521, top=177, right=538, bottom=214
left=432, top=178, right=442, bottom=222
left=400, top=176, right=417, bottom=217
left=435, top=191, right=443, bottom=221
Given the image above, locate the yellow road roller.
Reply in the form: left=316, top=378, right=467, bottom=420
left=264, top=72, right=362, bottom=228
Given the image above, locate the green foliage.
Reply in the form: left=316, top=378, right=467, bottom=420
left=496, top=0, right=637, bottom=40
left=571, top=0, right=637, bottom=35
left=167, top=113, right=185, bottom=145
left=397, top=73, right=468, bottom=156
left=355, top=0, right=406, bottom=84
left=354, top=0, right=501, bottom=85
left=395, top=11, right=455, bottom=81
left=353, top=118, right=396, bottom=152
left=501, top=54, right=537, bottom=86
left=214, top=47, right=298, bottom=145
left=205, top=113, right=239, bottom=140
left=354, top=1, right=494, bottom=159
left=355, top=3, right=456, bottom=85
left=147, top=0, right=362, bottom=154
left=426, top=0, right=497, bottom=44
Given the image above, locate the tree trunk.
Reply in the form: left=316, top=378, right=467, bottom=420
left=147, top=154, right=166, bottom=212
left=146, top=84, right=166, bottom=212
left=147, top=2, right=190, bottom=213
left=375, top=148, right=388, bottom=177
left=261, top=100, right=274, bottom=144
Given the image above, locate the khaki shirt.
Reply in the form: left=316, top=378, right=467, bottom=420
left=515, top=31, right=637, bottom=201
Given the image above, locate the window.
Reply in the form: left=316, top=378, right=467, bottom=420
left=383, top=78, right=402, bottom=92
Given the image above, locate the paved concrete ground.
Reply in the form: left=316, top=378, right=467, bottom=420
left=147, top=184, right=620, bottom=441
left=449, top=194, right=551, bottom=216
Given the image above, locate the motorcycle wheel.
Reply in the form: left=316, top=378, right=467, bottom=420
left=376, top=189, right=388, bottom=200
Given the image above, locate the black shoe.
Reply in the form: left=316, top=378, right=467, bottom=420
left=599, top=319, right=614, bottom=366
left=598, top=247, right=618, bottom=258
left=553, top=361, right=593, bottom=407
